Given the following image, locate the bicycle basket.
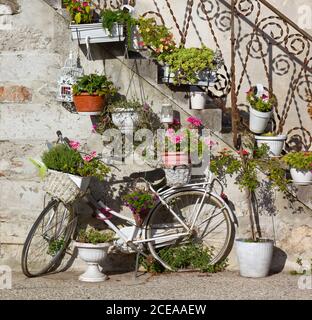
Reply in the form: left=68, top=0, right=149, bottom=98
left=163, top=165, right=191, bottom=187
left=43, top=170, right=85, bottom=204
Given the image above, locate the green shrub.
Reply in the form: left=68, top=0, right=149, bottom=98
left=77, top=228, right=115, bottom=245
left=282, top=151, right=312, bottom=170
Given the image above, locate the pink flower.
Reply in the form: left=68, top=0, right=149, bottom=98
left=90, top=151, right=97, bottom=157
left=262, top=94, right=269, bottom=102
left=170, top=134, right=184, bottom=144
left=83, top=151, right=97, bottom=162
left=82, top=1, right=89, bottom=6
left=165, top=128, right=175, bottom=137
left=173, top=118, right=180, bottom=125
left=91, top=124, right=97, bottom=133
left=69, top=140, right=80, bottom=150
left=204, top=138, right=216, bottom=147
left=186, top=116, right=203, bottom=127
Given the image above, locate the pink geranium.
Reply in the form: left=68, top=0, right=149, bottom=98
left=204, top=138, right=217, bottom=147
left=83, top=151, right=97, bottom=162
left=165, top=128, right=175, bottom=137
left=170, top=134, right=184, bottom=144
left=186, top=116, right=203, bottom=127
left=69, top=140, right=80, bottom=150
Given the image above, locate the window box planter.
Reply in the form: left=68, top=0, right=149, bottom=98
left=160, top=65, right=217, bottom=87
left=69, top=22, right=125, bottom=44
left=254, top=135, right=287, bottom=157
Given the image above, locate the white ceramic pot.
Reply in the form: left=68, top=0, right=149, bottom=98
left=70, top=22, right=124, bottom=44
left=290, top=168, right=312, bottom=185
left=235, top=239, right=274, bottom=278
left=190, top=86, right=207, bottom=109
left=254, top=135, right=287, bottom=157
left=112, top=108, right=139, bottom=134
left=74, top=242, right=111, bottom=282
left=249, top=107, right=273, bottom=134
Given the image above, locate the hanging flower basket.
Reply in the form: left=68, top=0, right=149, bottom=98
left=73, top=93, right=106, bottom=115
left=164, top=165, right=191, bottom=187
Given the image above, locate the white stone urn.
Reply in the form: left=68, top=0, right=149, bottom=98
left=74, top=241, right=111, bottom=282
left=111, top=108, right=139, bottom=134
left=235, top=239, right=274, bottom=278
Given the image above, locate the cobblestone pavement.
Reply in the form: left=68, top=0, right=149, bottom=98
left=0, top=271, right=311, bottom=300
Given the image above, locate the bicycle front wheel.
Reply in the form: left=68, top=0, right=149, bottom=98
left=146, top=189, right=235, bottom=271
left=21, top=199, right=77, bottom=277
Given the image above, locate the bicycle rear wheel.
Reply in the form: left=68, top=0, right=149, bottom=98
left=146, top=189, right=235, bottom=271
left=21, top=198, right=77, bottom=277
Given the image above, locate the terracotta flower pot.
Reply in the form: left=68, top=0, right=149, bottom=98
left=73, top=93, right=105, bottom=116
left=162, top=152, right=190, bottom=167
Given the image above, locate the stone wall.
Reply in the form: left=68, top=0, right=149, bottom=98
left=1, top=0, right=312, bottom=272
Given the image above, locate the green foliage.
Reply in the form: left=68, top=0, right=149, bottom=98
left=282, top=151, right=312, bottom=171
left=72, top=74, right=117, bottom=96
left=42, top=144, right=83, bottom=175
left=261, top=132, right=277, bottom=137
left=140, top=243, right=228, bottom=273
left=123, top=189, right=157, bottom=214
left=137, top=17, right=176, bottom=57
left=290, top=257, right=312, bottom=276
left=47, top=238, right=65, bottom=256
left=64, top=0, right=93, bottom=24
left=77, top=228, right=115, bottom=245
left=160, top=46, right=217, bottom=85
left=246, top=87, right=275, bottom=112
left=29, top=158, right=47, bottom=179
left=41, top=144, right=110, bottom=180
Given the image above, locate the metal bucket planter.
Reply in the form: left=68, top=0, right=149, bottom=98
left=190, top=86, right=207, bottom=109
left=235, top=239, right=274, bottom=278
left=70, top=22, right=124, bottom=44
left=255, top=135, right=287, bottom=157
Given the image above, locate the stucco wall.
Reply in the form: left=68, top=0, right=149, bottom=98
left=1, top=0, right=312, bottom=272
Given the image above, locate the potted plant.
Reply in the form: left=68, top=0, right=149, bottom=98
left=282, top=151, right=312, bottom=185
left=211, top=144, right=289, bottom=278
left=72, top=73, right=117, bottom=115
left=247, top=85, right=275, bottom=134
left=123, top=188, right=158, bottom=226
left=159, top=46, right=221, bottom=87
left=254, top=132, right=287, bottom=157
left=40, top=143, right=110, bottom=204
left=64, top=0, right=124, bottom=44
left=108, top=98, right=140, bottom=134
left=74, top=228, right=115, bottom=282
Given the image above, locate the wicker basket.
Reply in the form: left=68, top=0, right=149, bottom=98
left=44, top=170, right=85, bottom=204
left=164, top=165, right=191, bottom=187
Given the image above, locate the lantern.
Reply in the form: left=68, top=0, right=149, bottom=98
left=57, top=52, right=84, bottom=103
left=161, top=104, right=174, bottom=124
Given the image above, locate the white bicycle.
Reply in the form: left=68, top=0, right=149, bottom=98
left=22, top=131, right=236, bottom=277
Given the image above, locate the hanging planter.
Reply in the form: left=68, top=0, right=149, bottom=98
left=254, top=134, right=287, bottom=157
left=72, top=73, right=117, bottom=116
left=111, top=108, right=139, bottom=134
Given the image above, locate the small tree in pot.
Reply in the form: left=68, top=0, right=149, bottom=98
left=211, top=144, right=289, bottom=278
left=72, top=73, right=117, bottom=115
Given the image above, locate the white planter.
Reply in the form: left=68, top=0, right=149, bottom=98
left=163, top=65, right=176, bottom=80
left=290, top=168, right=312, bottom=185
left=67, top=174, right=91, bottom=192
left=236, top=239, right=274, bottom=278
left=255, top=135, right=287, bottom=157
left=112, top=108, right=139, bottom=134
left=190, top=86, right=207, bottom=109
left=129, top=25, right=145, bottom=51
left=74, top=242, right=111, bottom=282
left=70, top=22, right=124, bottom=44
left=249, top=107, right=273, bottom=134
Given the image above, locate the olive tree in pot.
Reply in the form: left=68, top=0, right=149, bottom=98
left=211, top=144, right=289, bottom=278
left=74, top=228, right=116, bottom=282
left=72, top=73, right=117, bottom=115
